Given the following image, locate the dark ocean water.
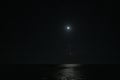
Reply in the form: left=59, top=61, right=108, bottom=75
left=20, top=64, right=120, bottom=80
left=53, top=64, right=88, bottom=80
left=22, top=64, right=88, bottom=80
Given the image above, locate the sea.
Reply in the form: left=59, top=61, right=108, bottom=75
left=20, top=64, right=119, bottom=80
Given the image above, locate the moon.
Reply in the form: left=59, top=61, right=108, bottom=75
left=67, top=26, right=70, bottom=30
left=65, top=25, right=72, bottom=32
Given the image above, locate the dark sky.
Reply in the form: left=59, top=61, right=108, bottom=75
left=5, top=0, right=119, bottom=64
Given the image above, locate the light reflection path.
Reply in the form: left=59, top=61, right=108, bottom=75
left=61, top=64, right=80, bottom=67
left=55, top=64, right=87, bottom=80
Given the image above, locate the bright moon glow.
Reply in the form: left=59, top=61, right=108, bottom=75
left=67, top=26, right=70, bottom=30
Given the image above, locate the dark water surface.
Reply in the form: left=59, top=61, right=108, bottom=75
left=22, top=64, right=120, bottom=80
left=54, top=64, right=88, bottom=80
left=23, top=64, right=88, bottom=80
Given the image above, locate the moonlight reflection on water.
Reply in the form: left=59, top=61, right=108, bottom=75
left=55, top=64, right=87, bottom=80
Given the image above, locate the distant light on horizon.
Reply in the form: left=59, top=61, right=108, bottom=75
left=61, top=64, right=81, bottom=67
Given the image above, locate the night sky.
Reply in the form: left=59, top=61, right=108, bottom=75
left=5, top=0, right=119, bottom=64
